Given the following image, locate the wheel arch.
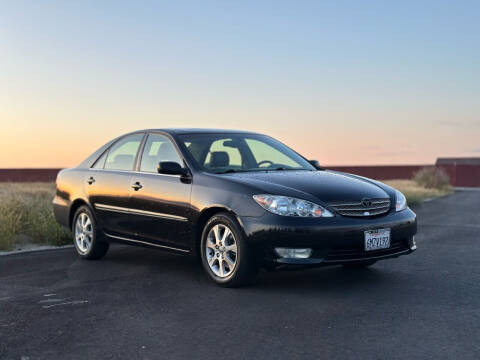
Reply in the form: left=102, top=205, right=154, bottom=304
left=69, top=199, right=92, bottom=230
left=193, top=206, right=245, bottom=258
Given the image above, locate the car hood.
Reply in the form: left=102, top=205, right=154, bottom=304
left=222, top=170, right=390, bottom=204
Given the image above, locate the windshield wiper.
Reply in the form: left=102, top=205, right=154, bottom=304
left=214, top=169, right=245, bottom=174
left=215, top=168, right=308, bottom=174
left=266, top=167, right=304, bottom=171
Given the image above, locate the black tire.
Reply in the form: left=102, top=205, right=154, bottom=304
left=342, top=261, right=376, bottom=269
left=72, top=205, right=109, bottom=260
left=200, top=212, right=258, bottom=287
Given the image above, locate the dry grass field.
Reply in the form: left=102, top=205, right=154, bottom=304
left=0, top=182, right=70, bottom=251
left=385, top=180, right=453, bottom=206
left=0, top=180, right=453, bottom=251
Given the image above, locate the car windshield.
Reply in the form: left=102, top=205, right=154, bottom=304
left=178, top=133, right=316, bottom=174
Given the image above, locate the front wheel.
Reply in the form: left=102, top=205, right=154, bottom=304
left=200, top=213, right=258, bottom=287
left=72, top=205, right=109, bottom=260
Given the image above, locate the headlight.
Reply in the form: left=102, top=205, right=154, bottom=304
left=395, top=190, right=407, bottom=211
left=253, top=195, right=334, bottom=217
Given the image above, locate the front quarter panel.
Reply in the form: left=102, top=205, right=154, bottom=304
left=190, top=173, right=266, bottom=219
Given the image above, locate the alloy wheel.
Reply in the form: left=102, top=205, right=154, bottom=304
left=205, top=224, right=238, bottom=278
left=75, top=212, right=93, bottom=254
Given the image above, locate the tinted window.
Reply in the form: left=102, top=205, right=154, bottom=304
left=179, top=133, right=315, bottom=174
left=245, top=139, right=298, bottom=168
left=104, top=134, right=143, bottom=171
left=204, top=138, right=242, bottom=169
left=92, top=151, right=108, bottom=169
left=140, top=133, right=182, bottom=173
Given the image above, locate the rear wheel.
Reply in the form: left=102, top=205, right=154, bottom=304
left=200, top=213, right=258, bottom=287
left=72, top=206, right=109, bottom=260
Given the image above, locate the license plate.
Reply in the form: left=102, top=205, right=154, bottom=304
left=364, top=228, right=391, bottom=251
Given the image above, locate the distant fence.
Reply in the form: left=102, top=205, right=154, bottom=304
left=436, top=164, right=480, bottom=187
left=0, top=168, right=62, bottom=182
left=329, top=165, right=480, bottom=188
left=1, top=165, right=479, bottom=187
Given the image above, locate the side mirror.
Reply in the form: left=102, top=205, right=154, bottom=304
left=157, top=161, right=188, bottom=176
left=309, top=160, right=323, bottom=170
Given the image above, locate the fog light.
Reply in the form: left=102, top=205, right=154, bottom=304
left=275, top=247, right=312, bottom=259
left=410, top=236, right=417, bottom=250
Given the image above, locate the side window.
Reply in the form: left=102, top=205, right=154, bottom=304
left=104, top=134, right=143, bottom=171
left=140, top=134, right=183, bottom=173
left=92, top=151, right=108, bottom=169
left=204, top=138, right=242, bottom=169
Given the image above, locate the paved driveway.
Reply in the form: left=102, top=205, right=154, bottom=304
left=1, top=191, right=479, bottom=359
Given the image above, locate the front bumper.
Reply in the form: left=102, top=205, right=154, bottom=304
left=239, top=207, right=417, bottom=267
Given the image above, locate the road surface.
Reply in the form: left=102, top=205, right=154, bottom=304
left=1, top=190, right=479, bottom=359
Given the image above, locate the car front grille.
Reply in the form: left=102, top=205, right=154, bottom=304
left=329, top=198, right=391, bottom=217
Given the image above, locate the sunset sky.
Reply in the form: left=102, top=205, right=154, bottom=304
left=1, top=1, right=479, bottom=168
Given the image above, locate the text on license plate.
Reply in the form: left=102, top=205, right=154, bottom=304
left=364, top=228, right=391, bottom=251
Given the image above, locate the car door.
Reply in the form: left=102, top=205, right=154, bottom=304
left=128, top=132, right=192, bottom=249
left=86, top=132, right=145, bottom=237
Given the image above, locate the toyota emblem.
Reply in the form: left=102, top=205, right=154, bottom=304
left=361, top=199, right=372, bottom=207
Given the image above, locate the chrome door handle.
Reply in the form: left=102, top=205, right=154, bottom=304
left=131, top=182, right=143, bottom=191
left=87, top=176, right=95, bottom=185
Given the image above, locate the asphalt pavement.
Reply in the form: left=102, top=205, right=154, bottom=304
left=1, top=190, right=479, bottom=359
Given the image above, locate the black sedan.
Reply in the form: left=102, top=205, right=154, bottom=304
left=53, top=129, right=417, bottom=286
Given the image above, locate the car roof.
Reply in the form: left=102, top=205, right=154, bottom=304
left=142, top=128, right=261, bottom=135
